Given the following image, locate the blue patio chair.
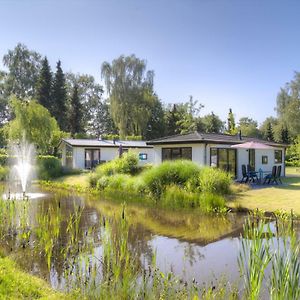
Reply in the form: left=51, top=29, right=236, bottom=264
left=263, top=166, right=277, bottom=184
left=247, top=164, right=258, bottom=183
left=272, top=165, right=282, bottom=185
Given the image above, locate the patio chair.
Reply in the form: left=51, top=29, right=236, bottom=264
left=263, top=165, right=277, bottom=184
left=273, top=165, right=282, bottom=185
left=247, top=164, right=258, bottom=183
left=241, top=164, right=249, bottom=183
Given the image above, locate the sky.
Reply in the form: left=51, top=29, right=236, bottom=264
left=1, top=0, right=300, bottom=125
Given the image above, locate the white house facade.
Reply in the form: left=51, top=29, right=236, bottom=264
left=147, top=132, right=287, bottom=179
left=59, top=139, right=154, bottom=169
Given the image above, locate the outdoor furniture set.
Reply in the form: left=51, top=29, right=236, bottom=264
left=240, top=164, right=282, bottom=185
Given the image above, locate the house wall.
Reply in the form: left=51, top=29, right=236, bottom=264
left=152, top=144, right=206, bottom=165
left=152, top=143, right=286, bottom=179
left=60, top=143, right=154, bottom=169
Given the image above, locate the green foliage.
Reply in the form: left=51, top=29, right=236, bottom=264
left=52, top=60, right=68, bottom=131
left=226, top=108, right=238, bottom=135
left=238, top=117, right=260, bottom=138
left=0, top=154, right=8, bottom=166
left=37, top=156, right=63, bottom=180
left=68, top=84, right=83, bottom=136
left=199, top=192, right=226, bottom=212
left=198, top=167, right=232, bottom=195
left=6, top=97, right=62, bottom=154
left=0, top=166, right=8, bottom=181
left=201, top=112, right=224, bottom=133
left=94, top=151, right=139, bottom=178
left=142, top=160, right=201, bottom=198
left=2, top=43, right=42, bottom=98
left=35, top=56, right=53, bottom=112
left=162, top=185, right=199, bottom=208
left=100, top=134, right=142, bottom=141
left=101, top=55, right=157, bottom=137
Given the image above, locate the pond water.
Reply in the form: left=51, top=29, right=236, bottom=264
left=0, top=187, right=299, bottom=295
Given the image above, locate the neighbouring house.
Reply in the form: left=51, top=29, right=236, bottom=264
left=147, top=132, right=287, bottom=179
left=59, top=138, right=154, bottom=169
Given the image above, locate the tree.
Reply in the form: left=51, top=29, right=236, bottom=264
left=69, top=84, right=83, bottom=136
left=65, top=72, right=116, bottom=136
left=52, top=60, right=68, bottom=131
left=6, top=96, right=62, bottom=154
left=2, top=43, right=42, bottom=98
left=35, top=57, right=53, bottom=113
left=266, top=122, right=274, bottom=141
left=226, top=108, right=237, bottom=134
left=202, top=112, right=224, bottom=133
left=144, top=97, right=166, bottom=140
left=276, top=72, right=300, bottom=138
left=280, top=126, right=289, bottom=144
left=238, top=117, right=260, bottom=137
left=101, top=55, right=156, bottom=138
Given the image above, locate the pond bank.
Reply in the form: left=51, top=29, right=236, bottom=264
left=0, top=256, right=66, bottom=299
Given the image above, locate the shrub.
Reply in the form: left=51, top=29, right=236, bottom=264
left=97, top=174, right=146, bottom=195
left=37, top=156, right=63, bottom=180
left=94, top=151, right=139, bottom=178
left=0, top=154, right=8, bottom=166
left=199, top=192, right=226, bottom=212
left=0, top=166, right=8, bottom=181
left=142, top=160, right=201, bottom=198
left=198, top=167, right=232, bottom=195
left=162, top=185, right=199, bottom=208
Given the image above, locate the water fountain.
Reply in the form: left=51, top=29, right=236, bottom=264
left=4, top=136, right=43, bottom=200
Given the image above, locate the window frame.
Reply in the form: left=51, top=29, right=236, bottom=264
left=161, top=147, right=192, bottom=161
left=274, top=150, right=283, bottom=164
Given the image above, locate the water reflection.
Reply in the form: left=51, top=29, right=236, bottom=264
left=0, top=190, right=250, bottom=290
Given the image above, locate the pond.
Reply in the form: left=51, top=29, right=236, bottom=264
left=0, top=186, right=299, bottom=297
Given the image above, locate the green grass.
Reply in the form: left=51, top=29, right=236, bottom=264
left=0, top=256, right=67, bottom=299
left=228, top=167, right=300, bottom=215
left=53, top=173, right=90, bottom=188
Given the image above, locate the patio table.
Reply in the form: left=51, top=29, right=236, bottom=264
left=257, top=170, right=271, bottom=184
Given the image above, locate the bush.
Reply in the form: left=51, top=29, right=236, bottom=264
left=0, top=166, right=8, bottom=181
left=199, top=192, right=226, bottom=212
left=142, top=160, right=201, bottom=198
left=162, top=185, right=199, bottom=208
left=198, top=167, right=231, bottom=195
left=97, top=174, right=146, bottom=195
left=37, top=156, right=63, bottom=180
left=94, top=151, right=139, bottom=178
left=0, top=154, right=8, bottom=166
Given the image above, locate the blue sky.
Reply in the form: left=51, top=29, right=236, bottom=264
left=1, top=0, right=300, bottom=124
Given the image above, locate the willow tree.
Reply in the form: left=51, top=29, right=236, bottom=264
left=101, top=55, right=156, bottom=138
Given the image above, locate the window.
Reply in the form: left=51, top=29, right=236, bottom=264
left=210, top=147, right=237, bottom=176
left=274, top=150, right=282, bottom=163
left=262, top=156, right=268, bottom=164
left=66, top=145, right=73, bottom=168
left=162, top=147, right=192, bottom=161
left=139, top=153, right=148, bottom=161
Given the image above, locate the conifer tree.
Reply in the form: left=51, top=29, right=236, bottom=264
left=266, top=122, right=274, bottom=141
left=35, top=57, right=53, bottom=113
left=227, top=108, right=237, bottom=134
left=52, top=60, right=67, bottom=131
left=281, top=126, right=289, bottom=144
left=69, top=84, right=83, bottom=136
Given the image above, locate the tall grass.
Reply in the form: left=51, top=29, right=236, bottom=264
left=142, top=160, right=201, bottom=198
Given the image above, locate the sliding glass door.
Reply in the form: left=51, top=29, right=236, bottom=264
left=210, top=148, right=237, bottom=176
left=85, top=149, right=100, bottom=169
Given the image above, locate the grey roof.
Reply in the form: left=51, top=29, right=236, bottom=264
left=61, top=138, right=153, bottom=148
left=147, top=132, right=287, bottom=147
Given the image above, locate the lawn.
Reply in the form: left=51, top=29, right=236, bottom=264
left=228, top=166, right=300, bottom=215
left=53, top=172, right=90, bottom=188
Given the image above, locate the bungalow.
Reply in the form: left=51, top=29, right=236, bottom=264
left=59, top=138, right=154, bottom=169
left=146, top=132, right=287, bottom=179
